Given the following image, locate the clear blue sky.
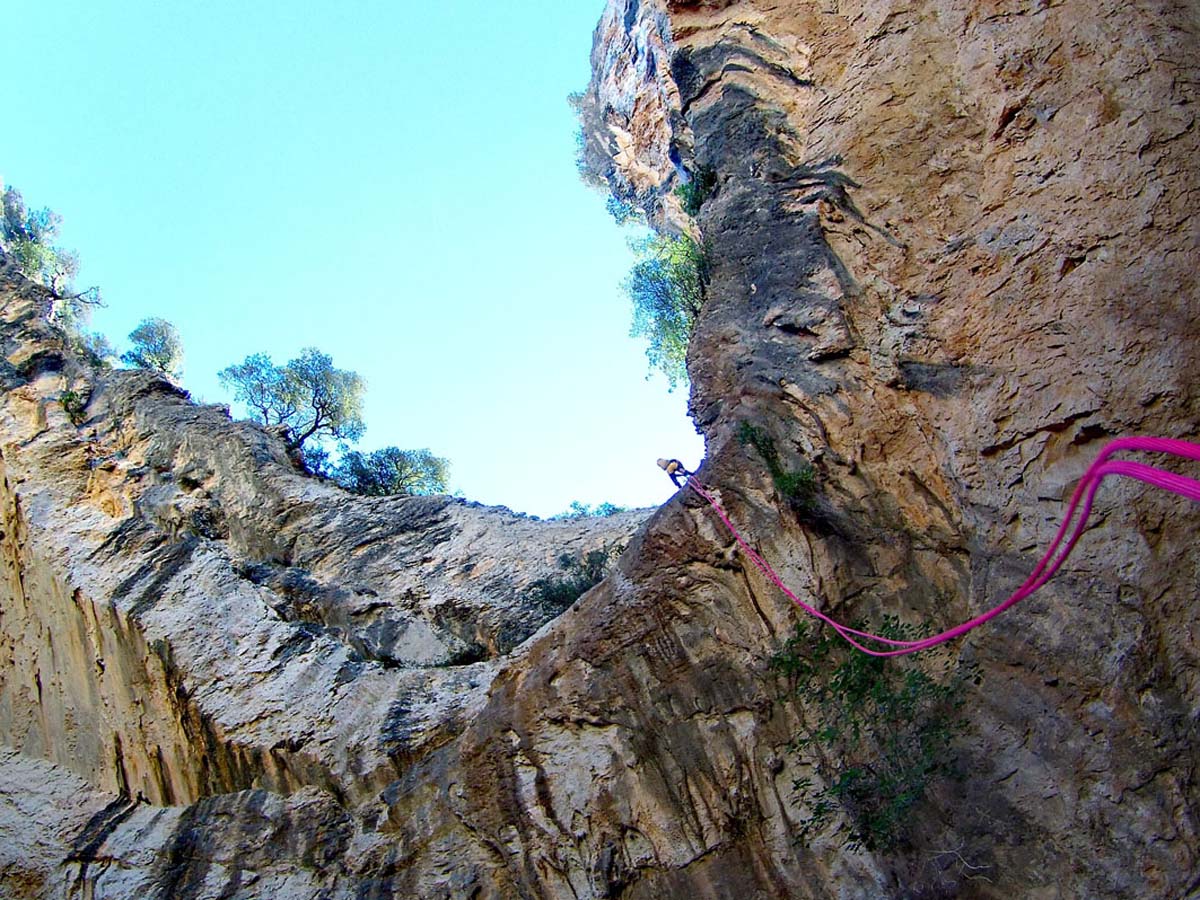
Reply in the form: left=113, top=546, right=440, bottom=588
left=4, top=1, right=704, bottom=517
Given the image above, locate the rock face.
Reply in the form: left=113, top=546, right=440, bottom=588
left=2, top=1, right=1199, bottom=897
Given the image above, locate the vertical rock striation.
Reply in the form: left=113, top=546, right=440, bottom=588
left=2, top=0, right=1199, bottom=897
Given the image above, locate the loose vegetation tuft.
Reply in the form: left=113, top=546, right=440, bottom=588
left=674, top=166, right=718, bottom=216
left=527, top=545, right=623, bottom=617
left=771, top=618, right=980, bottom=851
left=737, top=421, right=817, bottom=511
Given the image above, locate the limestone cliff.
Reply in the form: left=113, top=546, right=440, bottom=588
left=2, top=1, right=1199, bottom=897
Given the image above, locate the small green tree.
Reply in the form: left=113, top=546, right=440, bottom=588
left=218, top=353, right=290, bottom=426
left=121, top=317, right=184, bottom=379
left=568, top=90, right=611, bottom=190
left=2, top=186, right=74, bottom=292
left=625, top=234, right=708, bottom=390
left=219, top=348, right=365, bottom=451
left=553, top=501, right=627, bottom=519
left=67, top=329, right=118, bottom=369
left=0, top=185, right=101, bottom=323
left=606, top=194, right=642, bottom=226
left=334, top=447, right=449, bottom=496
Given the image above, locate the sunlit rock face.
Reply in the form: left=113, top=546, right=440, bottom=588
left=3, top=0, right=1199, bottom=896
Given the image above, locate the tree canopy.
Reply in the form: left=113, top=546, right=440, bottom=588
left=0, top=184, right=101, bottom=322
left=568, top=90, right=611, bottom=190
left=554, top=501, right=627, bottom=519
left=333, top=447, right=449, bottom=496
left=122, top=317, right=184, bottom=379
left=219, top=348, right=365, bottom=451
left=625, top=234, right=708, bottom=390
left=1, top=186, right=76, bottom=293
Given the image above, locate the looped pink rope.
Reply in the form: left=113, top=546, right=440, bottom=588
left=687, top=436, right=1200, bottom=657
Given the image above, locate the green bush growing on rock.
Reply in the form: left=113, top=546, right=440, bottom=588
left=674, top=166, right=718, bottom=216
left=553, top=501, right=627, bottom=519
left=737, top=421, right=817, bottom=512
left=2, top=185, right=76, bottom=294
left=70, top=330, right=118, bottom=369
left=771, top=618, right=979, bottom=851
left=568, top=90, right=612, bottom=190
left=626, top=234, right=708, bottom=390
left=60, top=389, right=87, bottom=426
left=528, top=545, right=622, bottom=617
left=121, top=317, right=184, bottom=380
left=0, top=184, right=101, bottom=323
left=219, top=348, right=365, bottom=452
left=606, top=194, right=643, bottom=226
left=334, top=447, right=449, bottom=497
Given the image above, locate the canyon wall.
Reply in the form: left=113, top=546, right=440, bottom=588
left=2, top=0, right=1199, bottom=897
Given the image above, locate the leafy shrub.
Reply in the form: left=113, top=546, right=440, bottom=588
left=568, top=91, right=612, bottom=190
left=219, top=348, right=365, bottom=451
left=771, top=619, right=979, bottom=851
left=626, top=234, right=709, bottom=390
left=673, top=166, right=718, bottom=216
left=553, top=500, right=627, bottom=519
left=606, top=194, right=642, bottom=225
left=2, top=186, right=76, bottom=293
left=528, top=545, right=622, bottom=616
left=737, top=421, right=817, bottom=511
left=334, top=447, right=449, bottom=496
left=60, top=389, right=87, bottom=426
left=1, top=184, right=102, bottom=324
left=121, top=317, right=184, bottom=380
left=70, top=330, right=118, bottom=369
left=299, top=444, right=333, bottom=478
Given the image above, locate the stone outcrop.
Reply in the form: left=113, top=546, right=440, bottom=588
left=3, top=0, right=1199, bottom=897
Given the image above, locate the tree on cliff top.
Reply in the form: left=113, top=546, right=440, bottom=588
left=122, top=317, right=184, bottom=380
left=568, top=91, right=611, bottom=190
left=2, top=186, right=75, bottom=293
left=219, top=348, right=365, bottom=451
left=333, top=447, right=449, bottom=496
left=0, top=185, right=101, bottom=322
left=625, top=234, right=708, bottom=390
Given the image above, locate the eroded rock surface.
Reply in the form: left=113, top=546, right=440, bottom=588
left=3, top=0, right=1199, bottom=897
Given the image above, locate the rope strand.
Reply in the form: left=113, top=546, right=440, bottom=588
left=685, top=436, right=1200, bottom=657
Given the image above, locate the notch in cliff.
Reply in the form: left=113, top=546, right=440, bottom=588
left=0, top=249, right=651, bottom=814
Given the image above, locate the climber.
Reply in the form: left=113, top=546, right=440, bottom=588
left=657, top=458, right=692, bottom=488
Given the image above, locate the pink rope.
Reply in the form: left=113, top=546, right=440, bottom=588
left=687, top=436, right=1200, bottom=657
